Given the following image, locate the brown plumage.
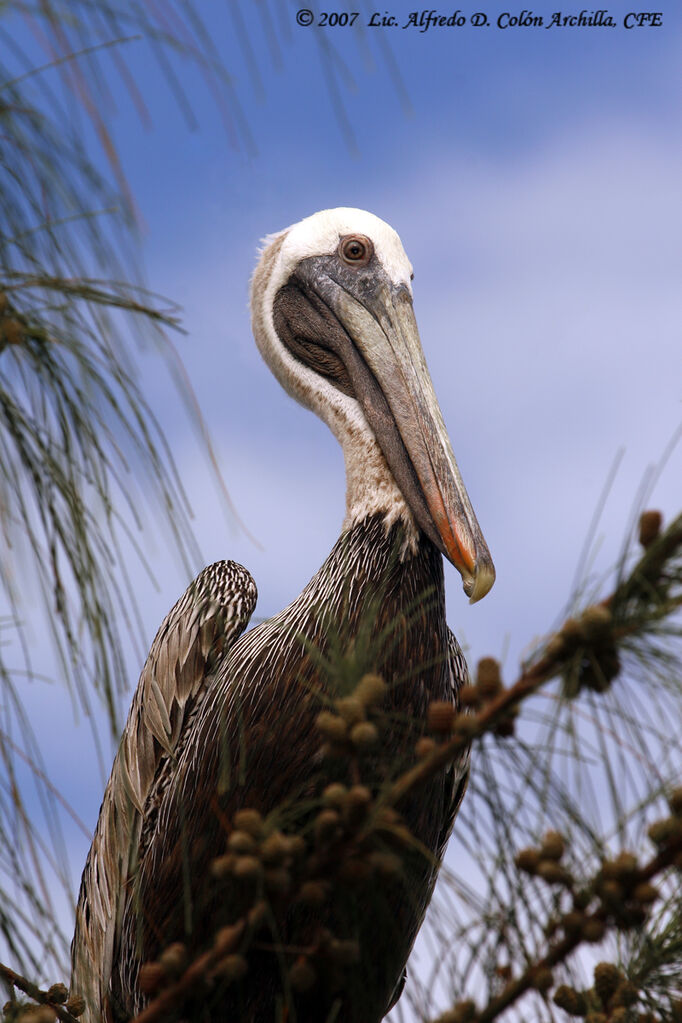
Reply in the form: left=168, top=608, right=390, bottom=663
left=112, top=517, right=468, bottom=1021
left=71, top=208, right=493, bottom=1022
left=71, top=561, right=256, bottom=1020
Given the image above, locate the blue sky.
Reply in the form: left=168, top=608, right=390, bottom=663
left=123, top=1, right=680, bottom=659
left=4, top=0, right=682, bottom=1008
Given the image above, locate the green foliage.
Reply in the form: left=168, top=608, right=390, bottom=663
left=0, top=0, right=234, bottom=981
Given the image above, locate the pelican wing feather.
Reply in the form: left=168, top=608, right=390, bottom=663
left=70, top=560, right=257, bottom=1023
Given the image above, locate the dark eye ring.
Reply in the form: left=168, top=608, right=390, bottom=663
left=339, top=234, right=373, bottom=266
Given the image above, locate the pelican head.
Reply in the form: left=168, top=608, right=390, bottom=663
left=250, top=207, right=494, bottom=603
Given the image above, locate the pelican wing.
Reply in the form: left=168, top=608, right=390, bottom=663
left=70, top=560, right=257, bottom=1023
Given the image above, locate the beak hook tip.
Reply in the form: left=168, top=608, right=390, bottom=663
left=463, top=561, right=496, bottom=604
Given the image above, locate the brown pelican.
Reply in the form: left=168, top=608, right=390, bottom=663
left=71, top=208, right=494, bottom=1022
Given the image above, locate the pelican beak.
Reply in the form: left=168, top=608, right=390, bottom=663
left=291, top=263, right=495, bottom=603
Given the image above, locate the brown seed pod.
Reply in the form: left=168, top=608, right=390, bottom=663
left=453, top=713, right=478, bottom=737
left=598, top=646, right=621, bottom=684
left=544, top=635, right=566, bottom=660
left=323, top=783, right=348, bottom=808
left=593, top=961, right=622, bottom=1005
left=46, top=984, right=68, bottom=1004
left=638, top=509, right=662, bottom=548
left=285, top=834, right=306, bottom=858
left=668, top=787, right=682, bottom=815
left=553, top=984, right=588, bottom=1015
left=350, top=721, right=378, bottom=747
left=579, top=605, right=612, bottom=643
left=298, top=880, right=328, bottom=906
left=493, top=715, right=516, bottom=738
left=648, top=816, right=681, bottom=847
left=537, top=859, right=572, bottom=886
left=599, top=879, right=623, bottom=903
left=21, top=1008, right=56, bottom=1023
left=611, top=981, right=639, bottom=1007
left=159, top=942, right=187, bottom=977
left=611, top=852, right=638, bottom=878
left=616, top=904, right=648, bottom=929
left=211, top=853, right=235, bottom=879
left=415, top=736, right=437, bottom=758
left=214, top=923, right=244, bottom=956
left=316, top=711, right=348, bottom=742
left=476, top=657, right=502, bottom=698
left=233, top=809, right=264, bottom=838
left=64, top=996, right=86, bottom=1018
left=289, top=957, right=316, bottom=992
left=452, top=1000, right=477, bottom=1023
left=315, top=808, right=341, bottom=845
left=560, top=617, right=582, bottom=645
left=1, top=319, right=24, bottom=346
left=232, top=855, right=263, bottom=881
left=514, top=848, right=540, bottom=874
left=260, top=830, right=290, bottom=865
left=214, top=954, right=248, bottom=983
left=582, top=917, right=606, bottom=943
left=633, top=882, right=659, bottom=905
left=541, top=830, right=565, bottom=861
left=427, top=701, right=456, bottom=733
left=335, top=697, right=364, bottom=725
left=563, top=911, right=585, bottom=933
left=354, top=673, right=387, bottom=706
left=573, top=888, right=592, bottom=910
left=458, top=684, right=481, bottom=709
left=228, top=830, right=257, bottom=855
left=343, top=785, right=372, bottom=827
left=579, top=659, right=612, bottom=695
left=138, top=962, right=167, bottom=995
left=345, top=784, right=372, bottom=810
left=247, top=899, right=268, bottom=931
left=531, top=967, right=553, bottom=992
left=433, top=1002, right=477, bottom=1023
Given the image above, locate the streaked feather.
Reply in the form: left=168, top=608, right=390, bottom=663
left=70, top=560, right=257, bottom=1023
left=111, top=516, right=469, bottom=1022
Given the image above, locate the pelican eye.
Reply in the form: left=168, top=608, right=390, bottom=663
left=339, top=234, right=373, bottom=267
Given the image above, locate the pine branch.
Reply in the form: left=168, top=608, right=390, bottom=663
left=385, top=511, right=682, bottom=816
left=431, top=816, right=682, bottom=1023
left=102, top=508, right=682, bottom=1022
left=0, top=962, right=83, bottom=1021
